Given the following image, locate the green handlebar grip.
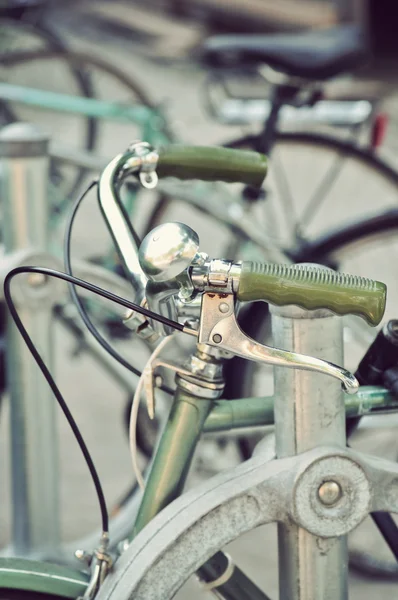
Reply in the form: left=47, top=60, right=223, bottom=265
left=157, top=145, right=267, bottom=186
left=237, top=262, right=386, bottom=326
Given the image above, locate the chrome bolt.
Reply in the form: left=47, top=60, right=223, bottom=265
left=27, top=272, right=47, bottom=287
left=218, top=302, right=229, bottom=314
left=318, top=481, right=342, bottom=506
left=75, top=549, right=93, bottom=566
left=212, top=333, right=222, bottom=344
left=117, top=539, right=130, bottom=555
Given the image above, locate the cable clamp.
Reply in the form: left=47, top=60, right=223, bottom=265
left=76, top=534, right=113, bottom=600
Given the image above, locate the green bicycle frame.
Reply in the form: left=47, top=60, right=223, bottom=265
left=0, top=82, right=172, bottom=235
left=0, top=385, right=395, bottom=597
left=132, top=385, right=397, bottom=536
left=0, top=83, right=170, bottom=146
left=0, top=558, right=88, bottom=597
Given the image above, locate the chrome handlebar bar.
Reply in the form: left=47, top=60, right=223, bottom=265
left=97, top=143, right=159, bottom=307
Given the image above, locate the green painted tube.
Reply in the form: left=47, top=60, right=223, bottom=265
left=344, top=386, right=396, bottom=416
left=203, top=387, right=397, bottom=433
left=0, top=557, right=88, bottom=598
left=132, top=388, right=213, bottom=538
left=132, top=386, right=395, bottom=535
left=0, top=83, right=153, bottom=123
left=157, top=145, right=267, bottom=186
left=203, top=396, right=275, bottom=432
left=237, top=262, right=386, bottom=326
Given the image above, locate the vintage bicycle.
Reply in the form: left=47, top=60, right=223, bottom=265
left=1, top=144, right=398, bottom=600
left=2, top=21, right=398, bottom=578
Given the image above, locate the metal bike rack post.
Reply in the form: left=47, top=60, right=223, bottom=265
left=0, top=123, right=59, bottom=557
left=270, top=303, right=347, bottom=600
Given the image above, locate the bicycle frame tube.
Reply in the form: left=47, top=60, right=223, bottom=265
left=133, top=380, right=395, bottom=537
left=0, top=557, right=88, bottom=598
left=0, top=83, right=171, bottom=145
left=132, top=387, right=214, bottom=537
left=202, top=387, right=397, bottom=433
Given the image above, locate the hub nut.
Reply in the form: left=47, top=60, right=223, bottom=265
left=318, top=481, right=342, bottom=506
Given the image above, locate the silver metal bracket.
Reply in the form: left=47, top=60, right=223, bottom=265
left=76, top=537, right=113, bottom=600
left=207, top=259, right=233, bottom=290
left=122, top=141, right=159, bottom=189
left=198, top=292, right=358, bottom=393
left=191, top=260, right=241, bottom=295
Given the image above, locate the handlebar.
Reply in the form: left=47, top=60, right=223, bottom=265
left=98, top=154, right=147, bottom=304
left=97, top=143, right=268, bottom=307
left=237, top=262, right=386, bottom=327
left=157, top=146, right=267, bottom=185
left=94, top=142, right=387, bottom=388
left=97, top=142, right=386, bottom=336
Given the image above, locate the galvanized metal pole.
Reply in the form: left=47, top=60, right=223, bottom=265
left=270, top=304, right=348, bottom=600
left=0, top=123, right=59, bottom=556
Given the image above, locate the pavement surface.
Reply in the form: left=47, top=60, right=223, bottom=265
left=1, top=2, right=398, bottom=598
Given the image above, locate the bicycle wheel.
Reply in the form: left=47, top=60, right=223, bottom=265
left=0, top=45, right=167, bottom=207
left=96, top=445, right=398, bottom=599
left=218, top=132, right=398, bottom=390
left=0, top=19, right=97, bottom=199
left=144, top=130, right=398, bottom=397
left=144, top=131, right=398, bottom=577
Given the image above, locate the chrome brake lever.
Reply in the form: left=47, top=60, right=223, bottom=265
left=198, top=293, right=358, bottom=394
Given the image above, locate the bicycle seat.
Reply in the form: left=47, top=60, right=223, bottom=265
left=201, top=25, right=370, bottom=81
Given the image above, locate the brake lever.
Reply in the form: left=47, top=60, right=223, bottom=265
left=198, top=292, right=358, bottom=394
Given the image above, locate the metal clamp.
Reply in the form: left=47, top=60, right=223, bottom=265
left=207, top=259, right=233, bottom=289
left=121, top=141, right=159, bottom=189
left=75, top=534, right=113, bottom=600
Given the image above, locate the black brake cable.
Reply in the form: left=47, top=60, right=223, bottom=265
left=63, top=180, right=173, bottom=396
left=3, top=266, right=185, bottom=535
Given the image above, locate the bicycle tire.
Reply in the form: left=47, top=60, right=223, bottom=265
left=145, top=130, right=398, bottom=235
left=0, top=47, right=172, bottom=210
left=142, top=128, right=398, bottom=405
left=144, top=129, right=398, bottom=402
left=221, top=130, right=398, bottom=391
left=0, top=46, right=163, bottom=387
left=232, top=136, right=398, bottom=579
left=0, top=28, right=96, bottom=394
left=144, top=130, right=398, bottom=578
left=0, top=18, right=97, bottom=199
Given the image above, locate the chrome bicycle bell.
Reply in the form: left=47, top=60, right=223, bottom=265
left=139, top=222, right=200, bottom=282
